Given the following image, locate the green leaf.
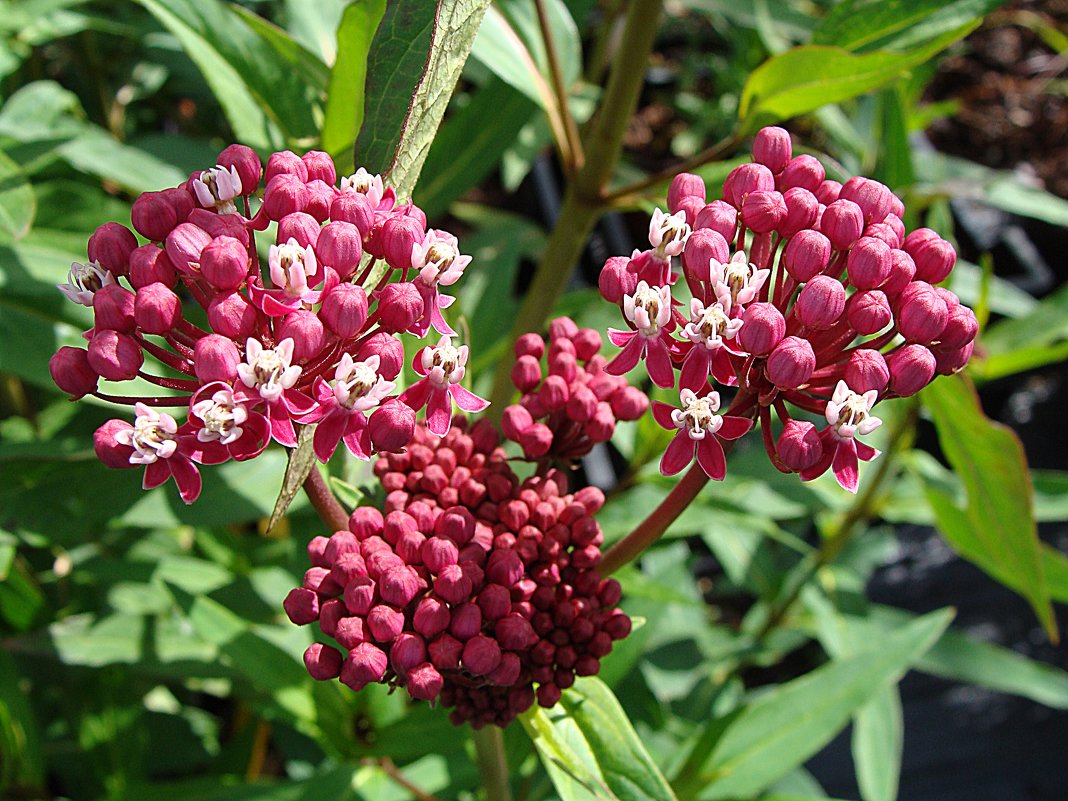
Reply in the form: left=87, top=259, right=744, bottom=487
left=520, top=676, right=679, bottom=801
left=269, top=425, right=318, bottom=533
left=679, top=609, right=952, bottom=800
left=0, top=149, right=35, bottom=241
left=738, top=25, right=978, bottom=133
left=921, top=374, right=1056, bottom=640
left=321, top=0, right=387, bottom=165
left=355, top=0, right=493, bottom=198
left=0, top=652, right=44, bottom=790
left=852, top=686, right=902, bottom=801
left=56, top=130, right=188, bottom=193
left=813, top=0, right=1008, bottom=53
left=1042, top=545, right=1068, bottom=605
left=231, top=5, right=331, bottom=93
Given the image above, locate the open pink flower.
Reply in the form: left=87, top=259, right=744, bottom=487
left=800, top=380, right=882, bottom=493
left=250, top=238, right=336, bottom=316
left=340, top=168, right=395, bottom=212
left=679, top=297, right=743, bottom=390
left=235, top=338, right=316, bottom=446
left=302, top=354, right=396, bottom=462
left=192, top=164, right=243, bottom=214
left=184, top=381, right=270, bottom=464
left=410, top=229, right=471, bottom=336
left=652, top=389, right=753, bottom=479
left=712, top=251, right=770, bottom=308
left=113, top=403, right=202, bottom=503
left=648, top=208, right=691, bottom=262
left=57, top=260, right=116, bottom=307
left=397, top=335, right=489, bottom=437
left=607, top=281, right=676, bottom=388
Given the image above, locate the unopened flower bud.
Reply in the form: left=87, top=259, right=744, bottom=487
left=429, top=634, right=463, bottom=670
left=263, top=174, right=308, bottom=220
left=598, top=255, right=636, bottom=303
left=94, top=419, right=136, bottom=468
left=778, top=154, right=825, bottom=192
left=208, top=290, right=259, bottom=339
left=846, top=289, right=892, bottom=335
left=795, top=275, right=846, bottom=330
left=882, top=249, right=916, bottom=296
left=839, top=176, right=894, bottom=225
left=134, top=283, right=182, bottom=334
left=303, top=179, right=337, bottom=222
left=88, top=223, right=138, bottom=277
left=275, top=310, right=325, bottom=363
left=518, top=423, right=554, bottom=458
left=723, top=163, right=775, bottom=209
left=301, top=150, right=337, bottom=185
left=382, top=214, right=425, bottom=270
left=863, top=222, right=900, bottom=250
left=515, top=332, right=545, bottom=359
left=319, top=283, right=368, bottom=338
left=129, top=245, right=177, bottom=289
left=693, top=200, right=738, bottom=241
left=276, top=212, right=321, bottom=249
left=668, top=172, right=706, bottom=213
left=753, top=126, right=792, bottom=173
left=194, top=334, right=240, bottom=383
left=368, top=400, right=416, bottom=453
left=131, top=191, right=178, bottom=242
left=905, top=232, right=956, bottom=284
left=815, top=179, right=843, bottom=205
left=486, top=549, right=522, bottom=588
left=449, top=602, right=483, bottom=640
left=778, top=187, right=819, bottom=238
left=50, top=347, right=98, bottom=398
left=539, top=374, right=569, bottom=411
left=358, top=332, right=404, bottom=380
left=934, top=341, right=974, bottom=375
left=820, top=199, right=864, bottom=250
left=567, top=385, right=598, bottom=421
left=610, top=385, right=648, bottom=420
left=340, top=642, right=388, bottom=689
left=766, top=336, right=815, bottom=389
left=199, top=236, right=249, bottom=290
left=572, top=328, right=602, bottom=360
left=683, top=228, right=730, bottom=281
left=379, top=565, right=421, bottom=607
left=434, top=564, right=473, bottom=605
left=887, top=344, right=936, bottom=396
left=845, top=349, right=890, bottom=393
left=495, top=613, right=538, bottom=650
left=896, top=281, right=948, bottom=343
left=218, top=143, right=261, bottom=195
left=847, top=236, right=892, bottom=289
left=939, top=303, right=978, bottom=350
left=477, top=584, right=511, bottom=621
left=367, top=604, right=405, bottom=642
left=283, top=588, right=320, bottom=625
left=265, top=150, right=309, bottom=183
left=93, top=284, right=136, bottom=332
left=739, top=303, right=786, bottom=356
left=88, top=330, right=143, bottom=381
left=330, top=192, right=375, bottom=237
left=316, top=221, right=363, bottom=278
left=501, top=404, right=534, bottom=440
left=462, top=634, right=502, bottom=676
left=165, top=223, right=211, bottom=275
left=377, top=281, right=423, bottom=333
left=783, top=229, right=832, bottom=282
left=303, top=643, right=342, bottom=680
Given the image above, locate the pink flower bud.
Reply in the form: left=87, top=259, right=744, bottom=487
left=675, top=195, right=704, bottom=227
left=488, top=652, right=522, bottom=686
left=863, top=222, right=900, bottom=250
left=420, top=537, right=457, bottom=574
left=501, top=404, right=534, bottom=440
left=319, top=283, right=368, bottom=339
left=387, top=632, right=426, bottom=678
left=93, top=284, right=136, bottom=332
left=548, top=348, right=577, bottom=384
left=572, top=328, right=602, bottom=360
left=367, top=604, right=405, bottom=642
left=820, top=199, right=864, bottom=250
left=317, top=599, right=344, bottom=637
left=331, top=552, right=368, bottom=587
left=348, top=506, right=383, bottom=540
left=327, top=530, right=359, bottom=561
left=845, top=349, right=890, bottom=393
left=429, top=634, right=463, bottom=670
left=548, top=316, right=578, bottom=341
left=512, top=355, right=542, bottom=392
left=597, top=255, right=636, bottom=303
left=88, top=330, right=143, bottom=381
left=846, top=289, right=892, bottom=335
left=379, top=565, right=421, bottom=607
left=939, top=303, right=978, bottom=350
left=665, top=173, right=705, bottom=216
left=693, top=200, right=738, bottom=241
left=265, top=150, right=308, bottom=183
left=839, top=176, right=894, bottom=225
left=340, top=576, right=373, bottom=617
left=129, top=245, right=177, bottom=289
left=340, top=642, right=388, bottom=689
left=723, top=163, right=775, bottom=209
left=539, top=374, right=569, bottom=411
left=134, top=283, right=182, bottom=334
left=896, top=281, right=948, bottom=343
left=277, top=212, right=321, bottom=249
left=518, top=424, right=554, bottom=458
left=610, top=385, right=648, bottom=420
left=303, top=642, right=342, bottom=680
left=407, top=662, right=444, bottom=700
left=315, top=221, right=363, bottom=278
left=303, top=179, right=337, bottom=222
left=739, top=303, right=786, bottom=356
left=381, top=214, right=425, bottom=270
left=906, top=233, right=956, bottom=284
left=815, top=179, right=843, bottom=205
left=301, top=150, right=337, bottom=185
left=683, top=228, right=731, bottom=282
left=275, top=310, right=325, bottom=363
left=462, top=634, right=502, bottom=675
left=199, top=236, right=249, bottom=290
left=88, top=223, right=137, bottom=277
left=495, top=613, right=538, bottom=650
left=94, top=419, right=136, bottom=468
left=330, top=192, right=375, bottom=237
left=515, top=332, right=545, bottom=359
left=887, top=344, right=936, bottom=396
left=478, top=584, right=511, bottom=621
left=434, top=564, right=473, bottom=605
left=165, top=222, right=211, bottom=276
left=449, top=602, right=483, bottom=640
left=486, top=549, right=523, bottom=587
left=218, top=143, right=261, bottom=195
left=778, top=154, right=825, bottom=192
left=783, top=229, right=832, bottom=282
left=795, top=275, right=846, bottom=330
left=777, top=187, right=819, bottom=238
left=368, top=400, right=416, bottom=454
left=753, top=126, right=792, bottom=173
left=376, top=281, right=423, bottom=333
left=934, top=341, right=974, bottom=375
left=358, top=332, right=404, bottom=380
left=283, top=587, right=320, bottom=625
left=566, top=385, right=598, bottom=422
left=50, top=347, right=98, bottom=398
left=846, top=236, right=892, bottom=289
left=410, top=596, right=449, bottom=638
left=131, top=191, right=178, bottom=242
left=263, top=174, right=308, bottom=220
left=765, top=336, right=815, bottom=389
left=208, top=290, right=259, bottom=339
left=383, top=509, right=417, bottom=545
left=882, top=249, right=916, bottom=296
left=194, top=334, right=240, bottom=383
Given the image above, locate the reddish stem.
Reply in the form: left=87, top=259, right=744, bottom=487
left=92, top=391, right=192, bottom=407
left=136, top=371, right=201, bottom=391
left=302, top=466, right=350, bottom=532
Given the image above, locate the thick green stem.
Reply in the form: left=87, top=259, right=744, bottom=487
left=487, top=0, right=664, bottom=415
left=472, top=726, right=512, bottom=801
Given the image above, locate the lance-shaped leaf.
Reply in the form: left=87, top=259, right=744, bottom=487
left=268, top=424, right=318, bottom=533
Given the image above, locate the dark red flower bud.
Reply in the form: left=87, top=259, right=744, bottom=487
left=887, top=344, right=936, bottom=396
left=301, top=150, right=337, bottom=185
left=330, top=192, right=375, bottom=237
left=129, top=245, right=177, bottom=289
left=845, top=349, right=890, bottom=393
left=88, top=330, right=143, bottom=381
left=265, top=150, right=309, bottom=183
left=407, top=662, right=444, bottom=700
left=199, top=236, right=250, bottom=290
left=340, top=642, right=388, bottom=689
left=896, top=281, right=948, bottom=343
left=739, top=303, right=786, bottom=356
left=93, top=419, right=135, bottom=468
left=50, top=347, right=98, bottom=398
left=303, top=642, right=342, bottom=680
left=88, top=222, right=138, bottom=277
left=134, top=283, right=182, bottom=334
left=283, top=587, right=320, bottom=625
left=783, top=229, right=832, bottom=282
left=218, top=143, right=262, bottom=195
left=795, top=275, right=846, bottom=330
left=429, top=634, right=463, bottom=670
left=376, top=281, right=423, bottom=333
left=462, top=634, right=502, bottom=675
left=93, top=284, right=136, bottom=332
left=367, top=604, right=405, bottom=642
left=683, top=228, right=731, bottom=282
left=723, top=163, right=775, bottom=209
left=449, top=602, right=483, bottom=640
left=263, top=174, right=308, bottom=220
left=208, top=290, right=259, bottom=339
left=765, top=336, right=815, bottom=389
left=131, top=191, right=178, bottom=242
left=165, top=222, right=211, bottom=275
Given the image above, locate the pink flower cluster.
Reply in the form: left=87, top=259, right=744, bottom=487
left=50, top=145, right=487, bottom=503
left=501, top=316, right=648, bottom=462
left=286, top=418, right=631, bottom=728
left=599, top=126, right=977, bottom=492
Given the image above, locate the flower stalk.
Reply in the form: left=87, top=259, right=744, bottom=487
left=472, top=726, right=512, bottom=801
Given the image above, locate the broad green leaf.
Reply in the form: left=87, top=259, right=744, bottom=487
left=231, top=5, right=331, bottom=93
left=268, top=425, right=318, bottom=533
left=979, top=282, right=1068, bottom=359
left=921, top=374, right=1055, bottom=639
left=679, top=609, right=951, bottom=800
left=321, top=0, right=387, bottom=165
left=852, top=686, right=902, bottom=801
left=355, top=0, right=493, bottom=198
left=738, top=26, right=978, bottom=133
left=0, top=149, right=34, bottom=241
left=136, top=0, right=321, bottom=150
left=56, top=130, right=188, bottom=193
left=813, top=0, right=1008, bottom=53
left=521, top=676, right=678, bottom=801
left=282, top=0, right=349, bottom=65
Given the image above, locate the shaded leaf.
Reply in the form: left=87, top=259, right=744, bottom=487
left=813, top=0, right=1008, bottom=53
left=0, top=149, right=35, bottom=241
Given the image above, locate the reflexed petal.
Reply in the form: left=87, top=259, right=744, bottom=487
left=696, top=435, right=727, bottom=480
left=342, top=418, right=372, bottom=460
left=170, top=455, right=203, bottom=504
left=855, top=440, right=881, bottom=462
left=645, top=339, right=675, bottom=388
left=450, top=384, right=490, bottom=413
left=832, top=437, right=860, bottom=493
left=607, top=328, right=637, bottom=348
left=660, top=432, right=695, bottom=476
left=799, top=431, right=836, bottom=482
left=651, top=401, right=677, bottom=430
left=717, top=415, right=753, bottom=440
left=268, top=405, right=297, bottom=446
left=398, top=378, right=433, bottom=412
left=606, top=334, right=644, bottom=376
left=426, top=388, right=452, bottom=437
left=232, top=413, right=271, bottom=461
left=313, top=409, right=349, bottom=463
left=142, top=459, right=170, bottom=490
left=679, top=347, right=711, bottom=393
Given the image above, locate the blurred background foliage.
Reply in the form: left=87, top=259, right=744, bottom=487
left=1, top=1, right=1068, bottom=800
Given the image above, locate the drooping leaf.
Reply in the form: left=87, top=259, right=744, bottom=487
left=813, top=0, right=1009, bottom=53
left=354, top=0, right=493, bottom=198
left=921, top=374, right=1056, bottom=640
left=521, top=676, right=679, bottom=801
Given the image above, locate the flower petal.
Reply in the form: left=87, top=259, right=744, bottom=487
left=651, top=401, right=677, bottom=430
left=696, top=435, right=727, bottom=480
left=606, top=334, right=644, bottom=376
left=426, top=388, right=452, bottom=437
left=313, top=409, right=349, bottom=463
left=832, top=437, right=860, bottom=493
left=170, top=455, right=203, bottom=504
left=679, top=347, right=710, bottom=393
left=660, top=431, right=695, bottom=476
left=398, top=378, right=432, bottom=412
left=142, top=459, right=170, bottom=490
left=450, top=384, right=490, bottom=413
left=717, top=415, right=753, bottom=441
